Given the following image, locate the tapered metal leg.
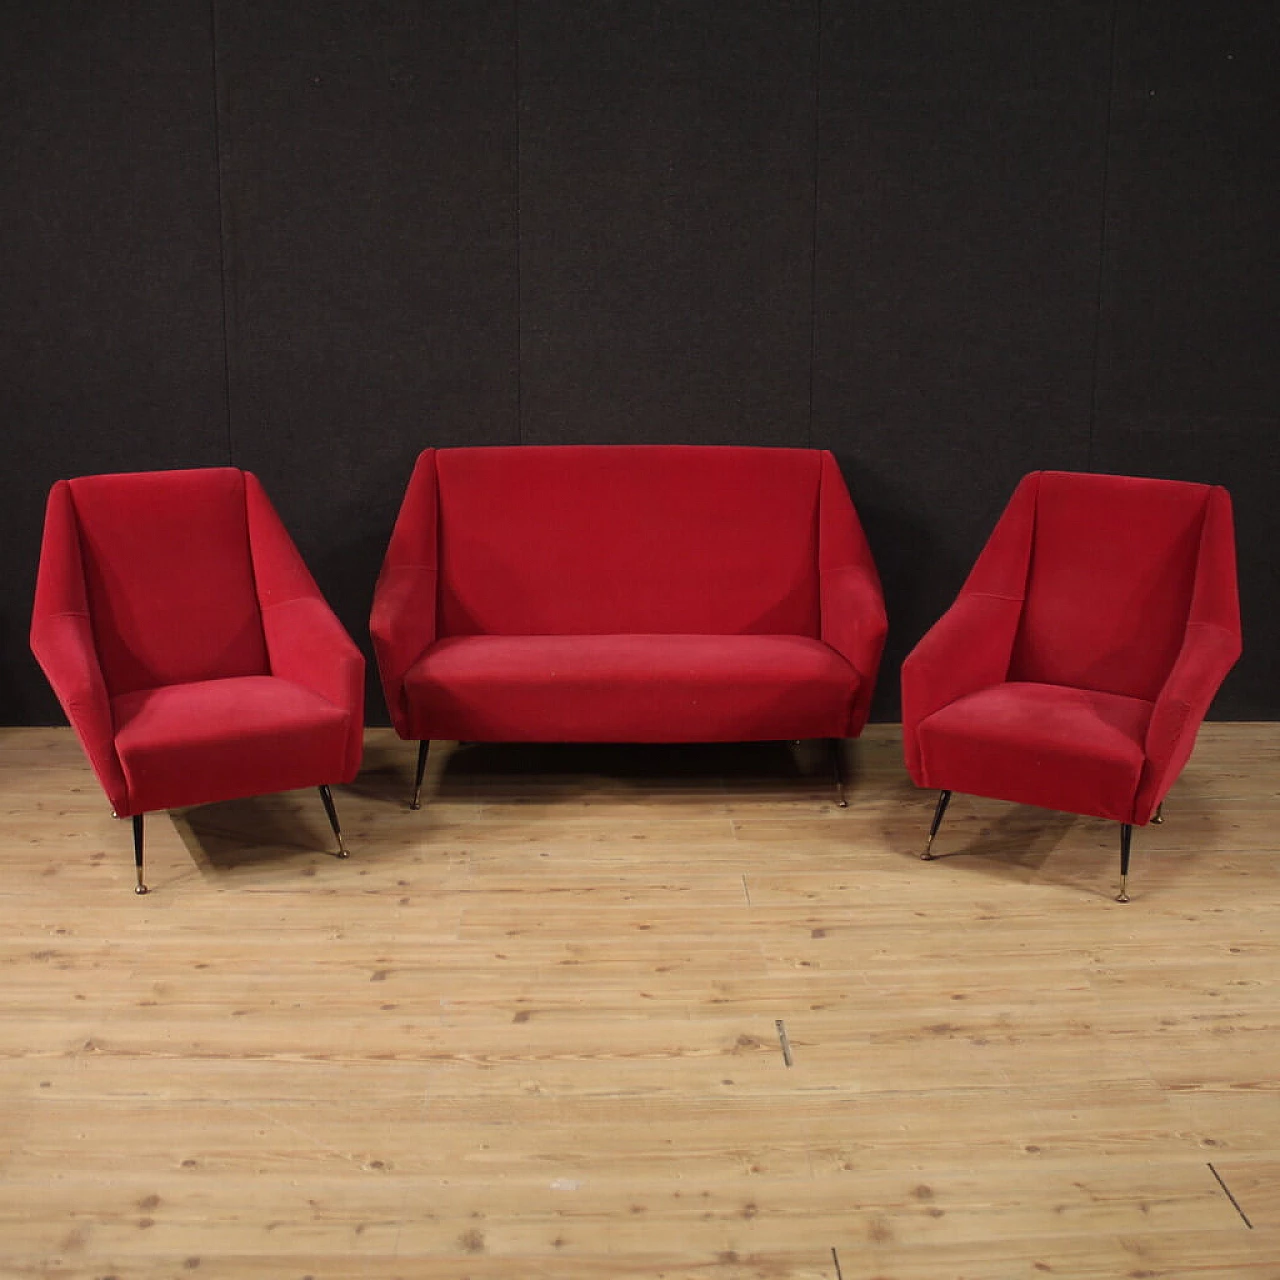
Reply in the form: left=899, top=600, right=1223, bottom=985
left=132, top=815, right=149, bottom=895
left=830, top=738, right=848, bottom=808
left=318, top=785, right=349, bottom=858
left=1117, top=823, right=1132, bottom=903
left=409, top=740, right=430, bottom=810
left=922, top=789, right=952, bottom=860
left=1151, top=802, right=1164, bottom=825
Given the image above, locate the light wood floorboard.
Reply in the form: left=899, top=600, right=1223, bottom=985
left=1, top=724, right=1278, bottom=1278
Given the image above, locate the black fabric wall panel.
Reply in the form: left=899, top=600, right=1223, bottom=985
left=3, top=4, right=1277, bottom=729
left=1, top=3, right=228, bottom=724
left=518, top=1, right=816, bottom=445
left=214, top=1, right=519, bottom=716
left=811, top=1, right=1114, bottom=717
left=1092, top=0, right=1280, bottom=717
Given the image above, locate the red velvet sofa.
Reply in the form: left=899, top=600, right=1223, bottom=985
left=371, top=445, right=887, bottom=804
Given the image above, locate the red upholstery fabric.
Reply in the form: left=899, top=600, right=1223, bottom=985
left=915, top=683, right=1151, bottom=823
left=902, top=471, right=1241, bottom=825
left=68, top=469, right=268, bottom=696
left=113, top=677, right=353, bottom=813
left=404, top=634, right=859, bottom=743
left=31, top=468, right=364, bottom=818
left=373, top=445, right=886, bottom=744
left=435, top=446, right=824, bottom=636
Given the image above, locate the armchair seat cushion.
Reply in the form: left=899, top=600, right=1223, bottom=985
left=916, top=682, right=1152, bottom=823
left=403, top=634, right=860, bottom=743
left=113, top=676, right=353, bottom=814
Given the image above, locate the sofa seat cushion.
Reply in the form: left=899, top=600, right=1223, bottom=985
left=113, top=676, right=353, bottom=815
left=915, top=681, right=1153, bottom=823
left=403, top=634, right=860, bottom=743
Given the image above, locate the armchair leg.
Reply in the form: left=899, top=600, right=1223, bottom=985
left=830, top=738, right=848, bottom=808
left=410, top=740, right=430, bottom=811
left=921, top=790, right=952, bottom=860
left=1151, top=802, right=1164, bottom=825
left=1117, top=823, right=1132, bottom=903
left=318, top=786, right=349, bottom=858
left=132, top=815, right=149, bottom=895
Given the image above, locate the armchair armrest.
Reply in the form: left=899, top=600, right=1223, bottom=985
left=30, top=480, right=130, bottom=813
left=30, top=610, right=130, bottom=814
left=244, top=473, right=365, bottom=779
left=260, top=596, right=365, bottom=781
left=1136, top=621, right=1241, bottom=820
left=900, top=592, right=1024, bottom=781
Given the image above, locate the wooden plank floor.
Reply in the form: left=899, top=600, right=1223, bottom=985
left=1, top=723, right=1278, bottom=1279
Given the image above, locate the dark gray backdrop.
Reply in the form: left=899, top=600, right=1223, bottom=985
left=4, top=1, right=1276, bottom=726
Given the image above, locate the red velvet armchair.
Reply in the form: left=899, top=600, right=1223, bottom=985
left=31, top=468, right=365, bottom=893
left=901, top=471, right=1240, bottom=901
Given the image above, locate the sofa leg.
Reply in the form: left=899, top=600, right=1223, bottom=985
left=1151, top=801, right=1164, bottom=825
left=830, top=738, right=848, bottom=808
left=319, top=785, right=349, bottom=858
left=132, top=814, right=149, bottom=895
left=1116, top=823, right=1132, bottom=903
left=921, top=790, right=952, bottom=860
left=410, top=740, right=430, bottom=811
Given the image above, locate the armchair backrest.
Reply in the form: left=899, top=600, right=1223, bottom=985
left=60, top=468, right=269, bottom=696
left=431, top=445, right=827, bottom=636
left=1006, top=471, right=1230, bottom=701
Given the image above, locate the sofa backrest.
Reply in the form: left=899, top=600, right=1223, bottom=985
left=67, top=468, right=269, bottom=696
left=434, top=446, right=825, bottom=636
left=1007, top=471, right=1210, bottom=701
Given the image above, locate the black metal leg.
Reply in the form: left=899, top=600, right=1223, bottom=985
left=318, top=785, right=349, bottom=858
left=830, top=738, right=848, bottom=808
left=132, top=814, right=148, bottom=895
left=1117, top=823, right=1133, bottom=903
left=921, top=789, right=952, bottom=860
left=410, top=740, right=430, bottom=810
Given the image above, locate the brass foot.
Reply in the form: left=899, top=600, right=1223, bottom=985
left=410, top=741, right=429, bottom=811
left=318, top=785, right=350, bottom=860
left=830, top=739, right=848, bottom=808
left=1117, top=824, right=1133, bottom=902
left=922, top=790, right=951, bottom=861
left=1151, top=802, right=1164, bottom=825
left=132, top=815, right=147, bottom=896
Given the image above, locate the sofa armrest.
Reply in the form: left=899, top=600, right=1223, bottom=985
left=816, top=452, right=888, bottom=736
left=1135, top=621, right=1241, bottom=820
left=370, top=563, right=438, bottom=738
left=370, top=450, right=439, bottom=738
left=900, top=592, right=1024, bottom=782
left=821, top=563, right=888, bottom=736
